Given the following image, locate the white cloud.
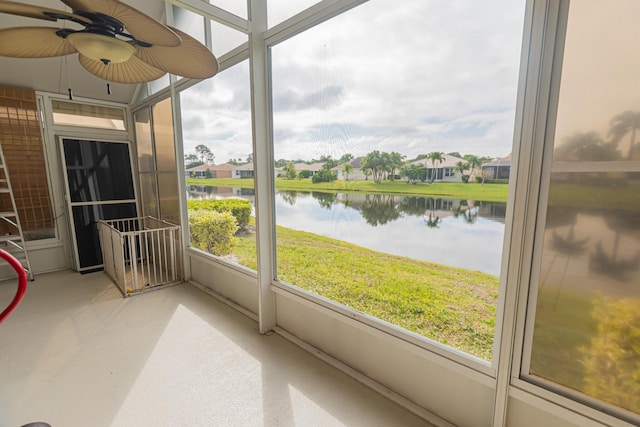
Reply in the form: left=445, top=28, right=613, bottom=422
left=179, top=0, right=525, bottom=163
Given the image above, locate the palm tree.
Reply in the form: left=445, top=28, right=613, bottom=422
left=608, top=110, right=640, bottom=160
left=342, top=163, right=353, bottom=181
left=426, top=152, right=445, bottom=183
left=362, top=167, right=372, bottom=181
left=454, top=160, right=470, bottom=183
left=387, top=151, right=405, bottom=181
left=362, top=151, right=388, bottom=184
left=477, top=156, right=493, bottom=184
left=463, top=154, right=481, bottom=182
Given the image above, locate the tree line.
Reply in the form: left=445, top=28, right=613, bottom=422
left=281, top=151, right=496, bottom=184
left=184, top=144, right=254, bottom=169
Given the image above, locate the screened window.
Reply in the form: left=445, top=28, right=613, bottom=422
left=180, top=61, right=256, bottom=270
left=271, top=0, right=525, bottom=361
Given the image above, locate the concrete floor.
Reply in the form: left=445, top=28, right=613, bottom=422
left=0, top=270, right=434, bottom=427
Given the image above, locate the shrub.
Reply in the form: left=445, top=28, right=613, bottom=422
left=580, top=297, right=640, bottom=413
left=298, top=170, right=313, bottom=179
left=188, top=198, right=251, bottom=229
left=483, top=178, right=509, bottom=184
left=284, top=161, right=298, bottom=180
left=189, top=210, right=238, bottom=256
left=311, top=169, right=336, bottom=183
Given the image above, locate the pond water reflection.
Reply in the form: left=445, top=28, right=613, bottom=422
left=187, top=185, right=507, bottom=275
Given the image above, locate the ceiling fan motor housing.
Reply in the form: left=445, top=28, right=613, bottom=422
left=0, top=0, right=219, bottom=82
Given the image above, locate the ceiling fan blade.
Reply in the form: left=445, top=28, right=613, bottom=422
left=0, top=1, right=90, bottom=24
left=0, top=27, right=76, bottom=58
left=60, top=0, right=181, bottom=47
left=135, top=27, right=218, bottom=80
left=78, top=53, right=166, bottom=84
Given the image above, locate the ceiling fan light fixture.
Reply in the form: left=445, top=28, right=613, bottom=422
left=67, top=32, right=135, bottom=64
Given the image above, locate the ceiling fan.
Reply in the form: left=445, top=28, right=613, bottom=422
left=0, top=0, right=219, bottom=84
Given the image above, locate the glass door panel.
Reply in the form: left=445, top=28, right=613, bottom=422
left=524, top=0, right=640, bottom=420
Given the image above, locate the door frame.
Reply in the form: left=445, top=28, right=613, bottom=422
left=58, top=137, right=139, bottom=272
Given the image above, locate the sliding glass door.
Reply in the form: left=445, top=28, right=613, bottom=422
left=522, top=1, right=640, bottom=422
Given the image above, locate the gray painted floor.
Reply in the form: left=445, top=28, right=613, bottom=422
left=0, top=270, right=433, bottom=427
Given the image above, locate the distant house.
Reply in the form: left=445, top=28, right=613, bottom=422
left=233, top=162, right=254, bottom=178
left=407, top=154, right=473, bottom=183
left=294, top=162, right=325, bottom=176
left=185, top=163, right=235, bottom=178
left=482, top=154, right=511, bottom=180
left=185, top=163, right=214, bottom=178
left=333, top=157, right=366, bottom=180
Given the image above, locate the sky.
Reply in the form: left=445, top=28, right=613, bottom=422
left=179, top=0, right=526, bottom=164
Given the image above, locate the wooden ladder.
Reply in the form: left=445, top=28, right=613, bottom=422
left=0, top=146, right=33, bottom=280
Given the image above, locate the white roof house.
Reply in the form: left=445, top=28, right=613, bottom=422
left=407, top=154, right=480, bottom=182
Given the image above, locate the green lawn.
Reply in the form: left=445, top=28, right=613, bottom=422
left=232, top=220, right=499, bottom=360
left=187, top=177, right=509, bottom=203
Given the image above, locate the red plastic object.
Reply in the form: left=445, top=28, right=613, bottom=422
left=0, top=248, right=28, bottom=325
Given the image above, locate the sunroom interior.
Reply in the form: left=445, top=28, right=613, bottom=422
left=1, top=0, right=639, bottom=426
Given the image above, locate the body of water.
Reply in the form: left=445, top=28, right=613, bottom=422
left=187, top=186, right=506, bottom=275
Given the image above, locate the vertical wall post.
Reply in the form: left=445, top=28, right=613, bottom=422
left=248, top=0, right=277, bottom=333
left=492, top=0, right=565, bottom=424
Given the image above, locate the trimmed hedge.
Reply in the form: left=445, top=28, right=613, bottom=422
left=188, top=198, right=251, bottom=230
left=482, top=178, right=510, bottom=184
left=189, top=210, right=238, bottom=256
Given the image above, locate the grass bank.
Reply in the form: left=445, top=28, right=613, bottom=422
left=186, top=177, right=509, bottom=203
left=232, top=220, right=499, bottom=360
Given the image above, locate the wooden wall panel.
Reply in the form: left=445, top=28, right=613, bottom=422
left=0, top=86, right=54, bottom=239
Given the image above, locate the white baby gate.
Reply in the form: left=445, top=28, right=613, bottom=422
left=99, top=217, right=183, bottom=296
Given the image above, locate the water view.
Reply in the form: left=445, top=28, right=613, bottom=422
left=188, top=185, right=506, bottom=275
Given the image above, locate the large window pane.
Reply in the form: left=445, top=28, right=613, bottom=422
left=153, top=99, right=177, bottom=174
left=271, top=0, right=525, bottom=360
left=133, top=98, right=179, bottom=224
left=527, top=0, right=640, bottom=418
left=134, top=108, right=158, bottom=218
left=173, top=5, right=247, bottom=61
left=173, top=5, right=206, bottom=45
left=153, top=98, right=179, bottom=224
left=210, top=20, right=247, bottom=57
left=180, top=61, right=256, bottom=270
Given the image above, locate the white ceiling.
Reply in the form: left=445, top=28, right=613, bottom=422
left=0, top=0, right=169, bottom=104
